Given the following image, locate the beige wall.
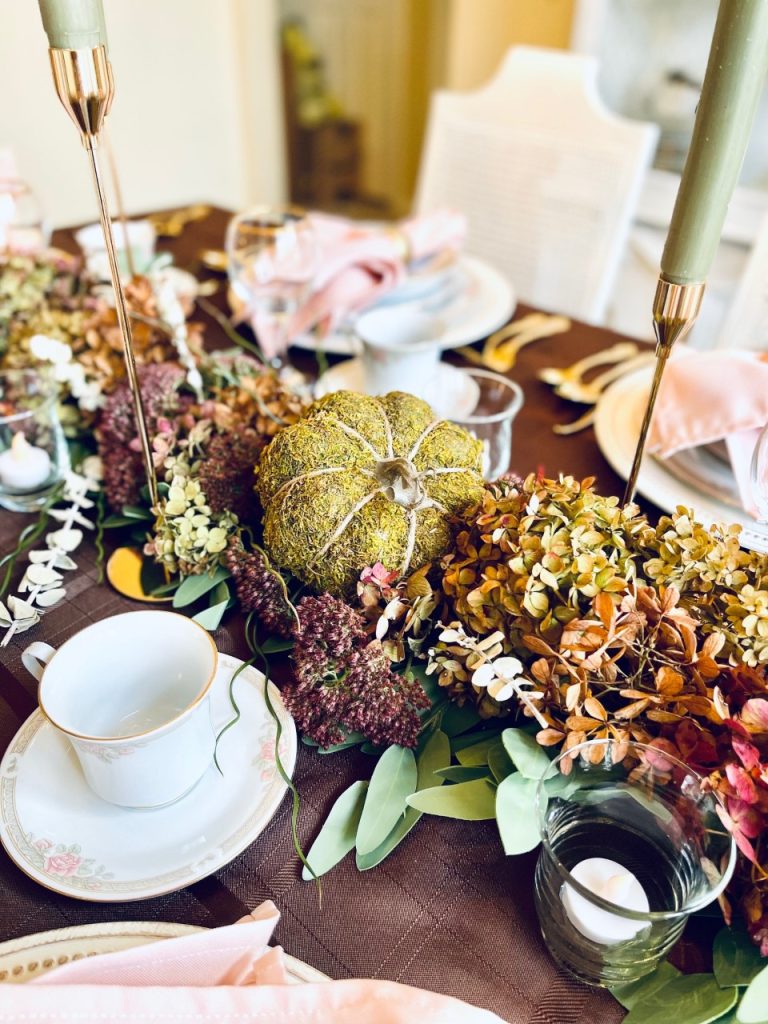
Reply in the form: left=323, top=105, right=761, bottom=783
left=0, top=0, right=286, bottom=228
left=442, top=0, right=575, bottom=90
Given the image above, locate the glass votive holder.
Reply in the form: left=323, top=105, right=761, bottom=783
left=0, top=368, right=69, bottom=512
left=534, top=738, right=736, bottom=988
left=0, top=180, right=50, bottom=255
left=450, top=368, right=523, bottom=479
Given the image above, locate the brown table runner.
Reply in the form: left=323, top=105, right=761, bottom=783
left=0, top=208, right=671, bottom=1022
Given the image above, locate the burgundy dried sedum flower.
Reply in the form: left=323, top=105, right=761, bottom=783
left=97, top=362, right=185, bottom=509
left=282, top=593, right=430, bottom=749
left=225, top=540, right=295, bottom=639
left=196, top=427, right=264, bottom=522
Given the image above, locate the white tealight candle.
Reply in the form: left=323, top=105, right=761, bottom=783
left=561, top=857, right=650, bottom=945
left=0, top=432, right=52, bottom=491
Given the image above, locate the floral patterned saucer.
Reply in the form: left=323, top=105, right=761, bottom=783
left=0, top=654, right=296, bottom=902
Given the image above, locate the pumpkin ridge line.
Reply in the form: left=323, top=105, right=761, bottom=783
left=309, top=485, right=386, bottom=564
left=269, top=465, right=351, bottom=505
left=329, top=417, right=384, bottom=461
left=408, top=419, right=445, bottom=461
left=402, top=508, right=419, bottom=574
left=380, top=405, right=395, bottom=458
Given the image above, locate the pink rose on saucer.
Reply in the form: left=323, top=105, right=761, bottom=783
left=45, top=852, right=82, bottom=877
left=33, top=838, right=53, bottom=852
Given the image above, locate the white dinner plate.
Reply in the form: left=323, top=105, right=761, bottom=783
left=315, top=356, right=481, bottom=420
left=293, top=254, right=515, bottom=355
left=594, top=364, right=768, bottom=553
left=0, top=922, right=329, bottom=985
left=0, top=655, right=296, bottom=902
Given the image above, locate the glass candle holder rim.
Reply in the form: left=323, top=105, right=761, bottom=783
left=534, top=737, right=737, bottom=923
left=0, top=366, right=59, bottom=426
left=452, top=368, right=524, bottom=425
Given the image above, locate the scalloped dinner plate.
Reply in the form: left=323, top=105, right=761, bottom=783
left=0, top=921, right=328, bottom=985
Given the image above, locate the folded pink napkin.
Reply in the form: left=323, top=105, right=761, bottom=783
left=3, top=901, right=505, bottom=1024
left=647, top=349, right=768, bottom=514
left=251, top=208, right=466, bottom=360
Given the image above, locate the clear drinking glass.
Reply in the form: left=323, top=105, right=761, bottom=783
left=0, top=369, right=69, bottom=512
left=534, top=739, right=736, bottom=988
left=0, top=180, right=49, bottom=255
left=450, top=368, right=524, bottom=479
left=225, top=205, right=316, bottom=363
left=750, top=421, right=768, bottom=522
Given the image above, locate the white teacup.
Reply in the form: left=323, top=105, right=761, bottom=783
left=357, top=308, right=445, bottom=401
left=22, top=611, right=218, bottom=809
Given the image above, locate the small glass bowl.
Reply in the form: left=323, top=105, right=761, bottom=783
left=450, top=368, right=524, bottom=479
left=0, top=368, right=69, bottom=512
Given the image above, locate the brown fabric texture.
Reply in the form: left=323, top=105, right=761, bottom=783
left=0, top=208, right=660, bottom=1023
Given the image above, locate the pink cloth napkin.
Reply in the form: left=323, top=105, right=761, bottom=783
left=647, top=349, right=768, bottom=514
left=3, top=901, right=505, bottom=1024
left=250, top=208, right=466, bottom=360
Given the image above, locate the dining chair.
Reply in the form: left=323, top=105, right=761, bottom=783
left=414, top=46, right=659, bottom=324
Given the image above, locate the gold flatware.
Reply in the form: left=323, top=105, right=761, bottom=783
left=555, top=353, right=655, bottom=405
left=148, top=204, right=212, bottom=238
left=553, top=409, right=597, bottom=435
left=458, top=313, right=572, bottom=371
left=198, top=247, right=228, bottom=273
left=538, top=341, right=639, bottom=387
left=484, top=314, right=572, bottom=371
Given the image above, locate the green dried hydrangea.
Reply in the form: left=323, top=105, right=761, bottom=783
left=640, top=508, right=768, bottom=666
left=146, top=428, right=239, bottom=576
left=442, top=474, right=647, bottom=646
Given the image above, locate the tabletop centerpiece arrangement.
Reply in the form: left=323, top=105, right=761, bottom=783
left=3, top=0, right=768, bottom=1021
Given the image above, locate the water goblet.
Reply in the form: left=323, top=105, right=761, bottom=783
left=225, top=205, right=316, bottom=364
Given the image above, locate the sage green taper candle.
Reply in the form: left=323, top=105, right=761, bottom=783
left=38, top=0, right=107, bottom=50
left=662, top=0, right=768, bottom=285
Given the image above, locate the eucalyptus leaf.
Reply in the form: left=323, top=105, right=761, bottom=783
left=172, top=566, right=230, bottom=608
left=738, top=963, right=768, bottom=1024
left=496, top=773, right=540, bottom=854
left=262, top=636, right=294, bottom=654
left=192, top=597, right=228, bottom=631
left=623, top=974, right=737, bottom=1024
left=441, top=702, right=481, bottom=737
left=121, top=505, right=154, bottom=520
left=103, top=514, right=145, bottom=529
left=316, top=732, right=366, bottom=754
left=434, top=765, right=493, bottom=783
left=450, top=727, right=503, bottom=753
left=501, top=728, right=551, bottom=780
left=456, top=735, right=501, bottom=767
left=302, top=780, right=368, bottom=879
left=488, top=741, right=515, bottom=783
left=356, top=729, right=450, bottom=870
left=714, top=928, right=765, bottom=988
left=407, top=778, right=496, bottom=820
left=356, top=745, right=417, bottom=855
left=141, top=557, right=173, bottom=597
left=611, top=960, right=681, bottom=1009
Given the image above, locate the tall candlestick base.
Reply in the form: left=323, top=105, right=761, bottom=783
left=622, top=278, right=704, bottom=505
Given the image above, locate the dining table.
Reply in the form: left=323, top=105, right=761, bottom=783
left=0, top=207, right=707, bottom=1024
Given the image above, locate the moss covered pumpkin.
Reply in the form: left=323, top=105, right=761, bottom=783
left=257, top=390, right=485, bottom=596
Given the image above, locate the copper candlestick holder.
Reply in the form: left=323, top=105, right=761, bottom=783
left=47, top=44, right=157, bottom=507
left=621, top=277, right=704, bottom=506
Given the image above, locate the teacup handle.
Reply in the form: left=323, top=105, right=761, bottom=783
left=22, top=642, right=56, bottom=682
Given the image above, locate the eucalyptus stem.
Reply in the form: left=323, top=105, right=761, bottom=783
left=195, top=296, right=268, bottom=366
left=93, top=490, right=107, bottom=584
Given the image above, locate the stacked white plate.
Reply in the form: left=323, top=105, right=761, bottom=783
left=594, top=364, right=768, bottom=554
